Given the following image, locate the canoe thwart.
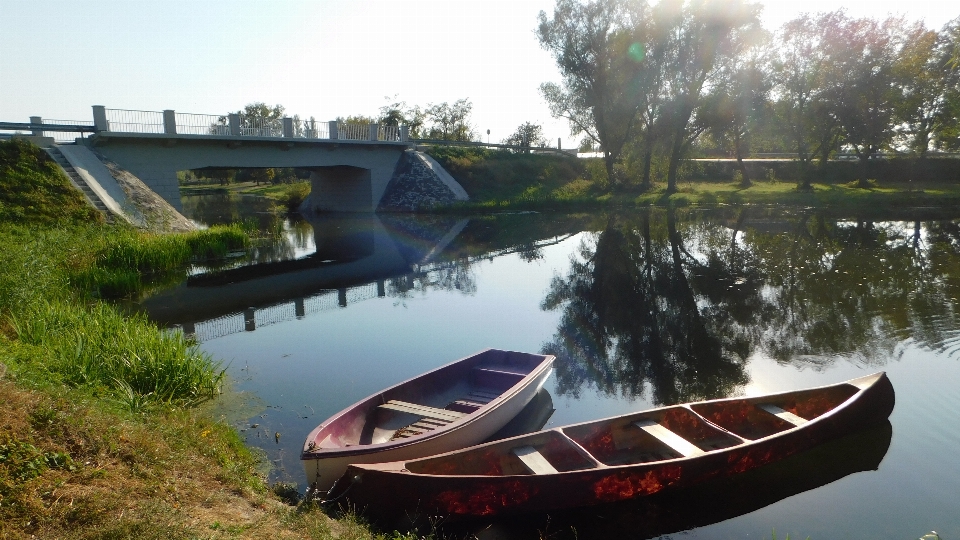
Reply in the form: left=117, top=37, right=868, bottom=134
left=378, top=400, right=466, bottom=423
left=757, top=404, right=808, bottom=426
left=633, top=419, right=705, bottom=457
left=512, top=445, right=559, bottom=475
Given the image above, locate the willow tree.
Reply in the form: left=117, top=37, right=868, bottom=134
left=654, top=0, right=762, bottom=193
left=537, top=0, right=652, bottom=187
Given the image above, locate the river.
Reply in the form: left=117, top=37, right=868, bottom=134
left=135, top=192, right=960, bottom=539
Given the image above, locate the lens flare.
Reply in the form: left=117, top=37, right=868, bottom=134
left=629, top=42, right=646, bottom=62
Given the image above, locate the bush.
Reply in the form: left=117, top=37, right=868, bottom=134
left=279, top=181, right=311, bottom=212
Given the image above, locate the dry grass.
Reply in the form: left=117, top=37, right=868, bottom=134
left=0, top=375, right=415, bottom=539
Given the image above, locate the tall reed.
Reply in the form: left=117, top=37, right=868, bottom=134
left=73, top=224, right=250, bottom=298
left=9, top=300, right=223, bottom=408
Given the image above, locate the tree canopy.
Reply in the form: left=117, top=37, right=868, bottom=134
left=538, top=0, right=960, bottom=190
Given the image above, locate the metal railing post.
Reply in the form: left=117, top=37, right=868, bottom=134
left=328, top=120, right=338, bottom=140
left=283, top=117, right=294, bottom=138
left=400, top=125, right=409, bottom=142
left=29, top=116, right=44, bottom=137
left=228, top=114, right=240, bottom=136
left=163, top=110, right=177, bottom=134
left=369, top=123, right=379, bottom=141
left=92, top=106, right=109, bottom=132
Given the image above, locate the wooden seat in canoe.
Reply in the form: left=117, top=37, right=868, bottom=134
left=511, top=445, right=559, bottom=475
left=633, top=419, right=705, bottom=458
left=757, top=404, right=808, bottom=426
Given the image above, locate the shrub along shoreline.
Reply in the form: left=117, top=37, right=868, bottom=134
left=0, top=140, right=411, bottom=539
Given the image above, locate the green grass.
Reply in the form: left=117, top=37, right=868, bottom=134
left=72, top=224, right=250, bottom=298
left=0, top=139, right=104, bottom=226
left=10, top=300, right=223, bottom=409
left=441, top=174, right=960, bottom=213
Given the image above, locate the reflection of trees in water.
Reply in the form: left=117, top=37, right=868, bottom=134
left=543, top=208, right=960, bottom=404
left=542, top=209, right=750, bottom=405
left=386, top=260, right=478, bottom=304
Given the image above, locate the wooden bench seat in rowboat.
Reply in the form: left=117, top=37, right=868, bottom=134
left=378, top=400, right=466, bottom=423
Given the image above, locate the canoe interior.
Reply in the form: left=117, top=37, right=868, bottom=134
left=404, top=382, right=861, bottom=476
left=309, top=350, right=547, bottom=450
left=689, top=383, right=858, bottom=440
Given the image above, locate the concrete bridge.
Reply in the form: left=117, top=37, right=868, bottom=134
left=11, top=106, right=467, bottom=213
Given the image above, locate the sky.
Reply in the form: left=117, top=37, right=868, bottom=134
left=1, top=0, right=957, bottom=148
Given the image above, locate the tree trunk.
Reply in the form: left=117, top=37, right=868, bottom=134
left=604, top=153, right=617, bottom=190
left=640, top=134, right=654, bottom=191
left=857, top=153, right=870, bottom=188
left=735, top=132, right=750, bottom=187
left=666, top=133, right=684, bottom=194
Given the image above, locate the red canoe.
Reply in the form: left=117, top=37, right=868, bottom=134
left=325, top=372, right=895, bottom=518
left=301, top=349, right=555, bottom=492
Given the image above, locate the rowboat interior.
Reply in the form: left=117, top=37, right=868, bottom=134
left=404, top=382, right=861, bottom=476
left=307, top=350, right=548, bottom=451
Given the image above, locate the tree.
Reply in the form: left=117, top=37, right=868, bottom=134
left=503, top=122, right=548, bottom=152
left=820, top=15, right=908, bottom=187
left=379, top=98, right=427, bottom=138
left=538, top=0, right=651, bottom=187
left=698, top=32, right=771, bottom=186
left=771, top=12, right=843, bottom=188
left=238, top=102, right=285, bottom=136
left=653, top=0, right=762, bottom=193
left=892, top=21, right=959, bottom=161
left=424, top=99, right=476, bottom=141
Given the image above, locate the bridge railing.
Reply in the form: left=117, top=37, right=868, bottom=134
left=379, top=125, right=400, bottom=142
left=174, top=112, right=231, bottom=136
left=88, top=106, right=408, bottom=143
left=337, top=122, right=368, bottom=141
left=104, top=108, right=165, bottom=134
left=41, top=119, right=94, bottom=142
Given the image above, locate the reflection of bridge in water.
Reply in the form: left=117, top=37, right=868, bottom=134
left=140, top=213, right=471, bottom=342
left=181, top=281, right=383, bottom=342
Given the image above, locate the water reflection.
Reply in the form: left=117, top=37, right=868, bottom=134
left=542, top=208, right=960, bottom=406
left=541, top=208, right=750, bottom=405
left=141, top=213, right=478, bottom=340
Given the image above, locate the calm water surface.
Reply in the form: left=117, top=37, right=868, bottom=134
left=140, top=194, right=960, bottom=539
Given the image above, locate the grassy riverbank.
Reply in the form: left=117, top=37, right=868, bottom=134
left=0, top=140, right=409, bottom=539
left=424, top=147, right=960, bottom=212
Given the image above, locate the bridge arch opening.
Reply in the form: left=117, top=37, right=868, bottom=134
left=303, top=165, right=373, bottom=213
